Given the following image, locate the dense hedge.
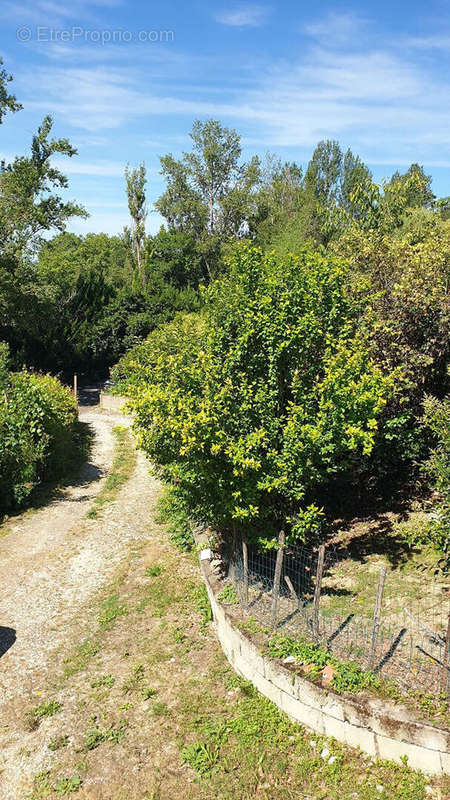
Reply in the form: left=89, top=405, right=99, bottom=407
left=114, top=246, right=392, bottom=545
left=0, top=346, right=79, bottom=513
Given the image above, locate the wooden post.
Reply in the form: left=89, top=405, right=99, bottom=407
left=73, top=373, right=78, bottom=400
left=285, top=575, right=299, bottom=608
left=229, top=523, right=237, bottom=583
left=440, top=612, right=450, bottom=698
left=271, top=530, right=285, bottom=628
left=312, top=545, right=325, bottom=640
left=368, top=565, right=387, bottom=669
left=242, top=535, right=249, bottom=609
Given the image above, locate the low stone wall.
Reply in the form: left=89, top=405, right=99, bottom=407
left=99, top=392, right=127, bottom=413
left=199, top=552, right=449, bottom=776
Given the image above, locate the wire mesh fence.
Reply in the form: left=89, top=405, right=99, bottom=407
left=229, top=536, right=450, bottom=698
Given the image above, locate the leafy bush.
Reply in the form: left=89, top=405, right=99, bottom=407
left=0, top=349, right=78, bottom=513
left=422, top=394, right=450, bottom=562
left=334, top=214, right=450, bottom=476
left=126, top=245, right=391, bottom=545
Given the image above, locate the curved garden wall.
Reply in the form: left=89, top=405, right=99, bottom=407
left=199, top=550, right=450, bottom=776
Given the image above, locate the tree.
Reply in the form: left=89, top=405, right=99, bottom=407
left=0, top=58, right=22, bottom=123
left=303, top=140, right=373, bottom=244
left=387, top=163, right=435, bottom=209
left=124, top=163, right=147, bottom=284
left=156, top=119, right=261, bottom=279
left=0, top=115, right=87, bottom=260
left=254, top=155, right=303, bottom=246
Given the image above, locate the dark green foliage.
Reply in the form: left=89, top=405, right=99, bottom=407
left=422, top=395, right=450, bottom=562
left=0, top=355, right=79, bottom=514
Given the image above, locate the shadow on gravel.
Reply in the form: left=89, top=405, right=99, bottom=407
left=0, top=627, right=16, bottom=658
left=78, top=385, right=101, bottom=406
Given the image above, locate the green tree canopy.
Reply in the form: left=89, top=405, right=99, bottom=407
left=155, top=119, right=261, bottom=278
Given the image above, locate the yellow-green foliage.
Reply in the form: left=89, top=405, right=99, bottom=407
left=0, top=346, right=78, bottom=512
left=122, top=245, right=391, bottom=544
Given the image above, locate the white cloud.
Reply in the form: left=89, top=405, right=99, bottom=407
left=403, top=34, right=450, bottom=50
left=0, top=0, right=122, bottom=26
left=304, top=12, right=369, bottom=45
left=15, top=9, right=450, bottom=172
left=215, top=5, right=269, bottom=27
left=53, top=158, right=125, bottom=176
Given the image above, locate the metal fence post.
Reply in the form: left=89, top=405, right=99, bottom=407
left=369, top=565, right=387, bottom=670
left=312, top=545, right=325, bottom=640
left=242, top=535, right=249, bottom=609
left=271, top=530, right=285, bottom=628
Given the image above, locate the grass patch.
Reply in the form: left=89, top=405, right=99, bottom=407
left=193, top=584, right=212, bottom=630
left=155, top=486, right=194, bottom=551
left=135, top=571, right=178, bottom=616
left=86, top=426, right=136, bottom=519
left=98, top=592, right=128, bottom=631
left=177, top=674, right=434, bottom=799
left=62, top=639, right=100, bottom=680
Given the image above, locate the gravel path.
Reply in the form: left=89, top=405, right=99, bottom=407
left=0, top=405, right=158, bottom=707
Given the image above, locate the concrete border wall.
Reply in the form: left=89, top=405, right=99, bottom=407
left=99, top=392, right=127, bottom=413
left=199, top=555, right=449, bottom=776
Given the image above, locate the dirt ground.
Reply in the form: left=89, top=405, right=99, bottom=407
left=0, top=404, right=447, bottom=800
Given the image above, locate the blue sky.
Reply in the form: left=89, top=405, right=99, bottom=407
left=1, top=0, right=450, bottom=235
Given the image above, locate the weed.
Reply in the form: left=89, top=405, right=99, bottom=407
left=182, top=741, right=219, bottom=775
left=48, top=734, right=69, bottom=751
left=25, top=700, right=63, bottom=731
left=84, top=716, right=127, bottom=751
left=218, top=583, right=239, bottom=604
left=27, top=770, right=52, bottom=799
left=193, top=584, right=212, bottom=630
left=63, top=639, right=99, bottom=679
left=171, top=626, right=186, bottom=643
left=91, top=673, right=115, bottom=689
left=235, top=617, right=261, bottom=636
left=143, top=687, right=157, bottom=699
left=145, top=565, right=162, bottom=577
left=122, top=663, right=145, bottom=694
left=268, top=634, right=380, bottom=694
left=53, top=774, right=82, bottom=794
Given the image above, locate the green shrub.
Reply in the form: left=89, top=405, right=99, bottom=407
left=0, top=355, right=78, bottom=513
left=127, top=245, right=391, bottom=546
left=422, top=394, right=450, bottom=563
